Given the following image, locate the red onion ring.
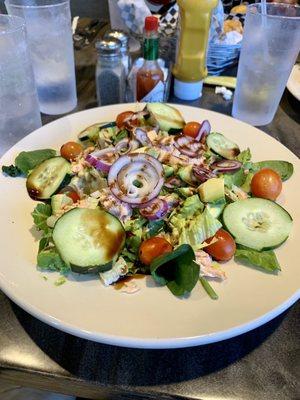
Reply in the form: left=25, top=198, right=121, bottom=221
left=133, top=127, right=151, bottom=146
left=174, top=136, right=204, bottom=158
left=139, top=198, right=169, bottom=220
left=164, top=177, right=184, bottom=189
left=108, top=153, right=164, bottom=205
left=195, top=120, right=211, bottom=143
left=115, top=138, right=140, bottom=155
left=211, top=160, right=242, bottom=173
left=193, top=165, right=216, bottom=183
left=85, top=148, right=118, bottom=173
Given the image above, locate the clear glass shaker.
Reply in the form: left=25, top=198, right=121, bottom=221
left=95, top=39, right=126, bottom=106
left=103, top=30, right=131, bottom=76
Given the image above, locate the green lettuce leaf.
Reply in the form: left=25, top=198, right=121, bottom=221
left=235, top=246, right=281, bottom=272
left=150, top=244, right=199, bottom=296
left=223, top=169, right=246, bottom=188
left=37, top=248, right=70, bottom=274
left=15, top=149, right=57, bottom=175
left=31, top=203, right=52, bottom=234
left=179, top=208, right=222, bottom=249
left=237, top=148, right=251, bottom=163
left=252, top=160, right=293, bottom=181
left=170, top=195, right=203, bottom=224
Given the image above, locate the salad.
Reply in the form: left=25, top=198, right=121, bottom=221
left=2, top=103, right=294, bottom=298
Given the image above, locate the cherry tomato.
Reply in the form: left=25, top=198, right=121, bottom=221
left=251, top=168, right=282, bottom=201
left=116, top=111, right=138, bottom=129
left=139, top=237, right=173, bottom=266
left=60, top=141, right=83, bottom=161
left=59, top=186, right=81, bottom=203
left=205, top=229, right=236, bottom=262
left=183, top=121, right=201, bottom=138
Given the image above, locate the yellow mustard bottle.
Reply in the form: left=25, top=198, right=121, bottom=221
left=173, top=0, right=218, bottom=100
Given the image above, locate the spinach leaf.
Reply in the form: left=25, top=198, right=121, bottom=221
left=2, top=164, right=22, bottom=177
left=15, top=149, right=57, bottom=175
left=235, top=245, right=281, bottom=272
left=37, top=248, right=70, bottom=274
left=252, top=160, right=293, bottom=181
left=147, top=220, right=165, bottom=237
left=150, top=244, right=199, bottom=296
left=31, top=203, right=52, bottom=234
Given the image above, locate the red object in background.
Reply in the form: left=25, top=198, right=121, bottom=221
left=145, top=15, right=159, bottom=31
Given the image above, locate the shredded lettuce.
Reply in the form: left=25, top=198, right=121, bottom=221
left=237, top=148, right=251, bottom=163
left=178, top=208, right=222, bottom=249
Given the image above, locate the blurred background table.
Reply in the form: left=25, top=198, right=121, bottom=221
left=0, top=2, right=299, bottom=400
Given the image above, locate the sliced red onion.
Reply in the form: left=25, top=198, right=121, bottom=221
left=193, top=165, right=216, bottom=183
left=211, top=160, right=242, bottom=173
left=164, top=177, right=184, bottom=189
left=174, top=136, right=204, bottom=158
left=160, top=194, right=180, bottom=208
left=115, top=138, right=140, bottom=155
left=139, top=198, right=169, bottom=220
left=85, top=147, right=118, bottom=173
left=133, top=127, right=151, bottom=146
left=108, top=153, right=164, bottom=205
left=195, top=120, right=211, bottom=143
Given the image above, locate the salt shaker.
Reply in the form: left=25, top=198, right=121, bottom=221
left=95, top=39, right=126, bottom=106
left=104, top=30, right=131, bottom=76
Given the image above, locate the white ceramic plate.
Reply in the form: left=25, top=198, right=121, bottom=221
left=287, top=64, right=300, bottom=101
left=0, top=104, right=299, bottom=349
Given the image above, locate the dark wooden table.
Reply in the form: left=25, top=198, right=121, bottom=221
left=0, top=21, right=299, bottom=400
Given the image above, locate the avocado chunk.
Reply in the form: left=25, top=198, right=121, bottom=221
left=177, top=165, right=197, bottom=186
left=163, top=165, right=174, bottom=178
left=177, top=187, right=194, bottom=198
left=198, top=177, right=225, bottom=203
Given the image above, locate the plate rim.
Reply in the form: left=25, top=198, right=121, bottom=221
left=0, top=103, right=299, bottom=349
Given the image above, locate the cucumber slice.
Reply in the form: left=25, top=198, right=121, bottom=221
left=26, top=157, right=71, bottom=200
left=53, top=208, right=125, bottom=273
left=223, top=198, right=292, bottom=251
left=207, top=132, right=240, bottom=160
left=78, top=122, right=116, bottom=142
left=146, top=103, right=185, bottom=133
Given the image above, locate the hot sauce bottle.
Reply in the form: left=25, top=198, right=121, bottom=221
left=136, top=16, right=164, bottom=102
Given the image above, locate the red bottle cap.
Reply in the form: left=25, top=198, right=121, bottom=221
left=145, top=16, right=159, bottom=32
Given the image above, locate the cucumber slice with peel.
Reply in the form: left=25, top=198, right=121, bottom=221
left=53, top=208, right=125, bottom=273
left=26, top=157, right=71, bottom=200
left=207, top=132, right=240, bottom=160
left=223, top=198, right=292, bottom=251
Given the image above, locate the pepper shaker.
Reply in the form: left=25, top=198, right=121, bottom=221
left=95, top=39, right=126, bottom=106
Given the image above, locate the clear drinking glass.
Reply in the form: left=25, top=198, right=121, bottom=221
left=5, top=0, right=77, bottom=115
left=0, top=14, right=41, bottom=144
left=232, top=3, right=300, bottom=126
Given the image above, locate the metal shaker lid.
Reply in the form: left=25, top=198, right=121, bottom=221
left=95, top=38, right=121, bottom=56
left=104, top=30, right=129, bottom=51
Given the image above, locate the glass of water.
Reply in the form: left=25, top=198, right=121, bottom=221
left=0, top=14, right=41, bottom=144
left=5, top=0, right=77, bottom=115
left=232, top=3, right=300, bottom=126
